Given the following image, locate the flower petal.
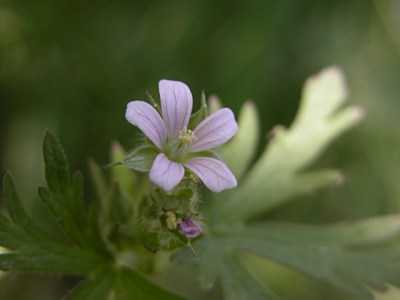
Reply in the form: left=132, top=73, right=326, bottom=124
left=126, top=101, right=166, bottom=149
left=184, top=157, right=237, bottom=192
left=149, top=153, right=185, bottom=191
left=190, top=108, right=238, bottom=152
left=159, top=80, right=193, bottom=137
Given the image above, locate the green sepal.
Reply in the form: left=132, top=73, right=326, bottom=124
left=173, top=188, right=194, bottom=213
left=146, top=90, right=162, bottom=114
left=188, top=90, right=207, bottom=130
left=141, top=232, right=160, bottom=253
left=88, top=159, right=108, bottom=207
left=152, top=185, right=195, bottom=215
left=122, top=146, right=158, bottom=172
left=111, top=142, right=138, bottom=198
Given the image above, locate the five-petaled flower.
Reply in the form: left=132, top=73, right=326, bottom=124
left=125, top=80, right=238, bottom=192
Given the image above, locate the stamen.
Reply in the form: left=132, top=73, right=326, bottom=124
left=179, top=127, right=198, bottom=145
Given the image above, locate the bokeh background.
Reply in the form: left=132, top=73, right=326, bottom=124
left=1, top=0, right=400, bottom=299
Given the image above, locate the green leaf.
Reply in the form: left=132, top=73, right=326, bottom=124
left=211, top=169, right=342, bottom=224
left=172, top=236, right=221, bottom=289
left=65, top=266, right=185, bottom=300
left=1, top=172, right=106, bottom=274
left=213, top=67, right=364, bottom=224
left=64, top=267, right=116, bottom=300
left=172, top=237, right=280, bottom=300
left=228, top=227, right=393, bottom=299
left=70, top=171, right=91, bottom=234
left=2, top=173, right=65, bottom=251
left=122, top=145, right=158, bottom=172
left=41, top=131, right=90, bottom=246
left=117, top=267, right=185, bottom=300
left=43, top=129, right=71, bottom=196
left=220, top=254, right=282, bottom=300
left=0, top=252, right=98, bottom=274
left=107, top=184, right=132, bottom=226
left=220, top=101, right=260, bottom=180
left=0, top=214, right=36, bottom=250
left=3, top=172, right=31, bottom=228
left=239, top=215, right=400, bottom=246
left=173, top=216, right=400, bottom=300
left=41, top=131, right=109, bottom=254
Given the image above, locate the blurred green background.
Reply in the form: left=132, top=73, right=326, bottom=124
left=1, top=0, right=400, bottom=299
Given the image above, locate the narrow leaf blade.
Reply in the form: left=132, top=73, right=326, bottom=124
left=0, top=253, right=97, bottom=274
left=43, top=130, right=70, bottom=196
left=64, top=267, right=115, bottom=300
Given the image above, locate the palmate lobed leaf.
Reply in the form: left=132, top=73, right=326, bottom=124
left=41, top=131, right=107, bottom=253
left=1, top=137, right=96, bottom=273
left=63, top=267, right=116, bottom=300
left=212, top=67, right=364, bottom=225
left=1, top=131, right=186, bottom=300
left=172, top=216, right=400, bottom=300
left=229, top=227, right=400, bottom=299
left=0, top=253, right=98, bottom=274
left=220, top=254, right=282, bottom=300
left=64, top=266, right=185, bottom=300
left=171, top=67, right=397, bottom=300
left=220, top=100, right=260, bottom=181
left=0, top=172, right=107, bottom=274
left=172, top=236, right=281, bottom=300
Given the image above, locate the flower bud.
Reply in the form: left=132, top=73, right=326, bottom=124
left=179, top=217, right=202, bottom=239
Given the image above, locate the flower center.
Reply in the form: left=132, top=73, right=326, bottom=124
left=179, top=127, right=197, bottom=145
left=163, top=127, right=197, bottom=162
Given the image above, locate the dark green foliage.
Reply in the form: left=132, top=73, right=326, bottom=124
left=0, top=131, right=185, bottom=300
left=1, top=172, right=104, bottom=274
left=64, top=266, right=184, bottom=300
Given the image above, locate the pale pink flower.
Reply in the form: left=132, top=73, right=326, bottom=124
left=125, top=80, right=238, bottom=192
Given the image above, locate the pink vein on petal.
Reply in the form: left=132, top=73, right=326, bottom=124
left=126, top=101, right=166, bottom=149
left=190, top=108, right=238, bottom=152
left=159, top=80, right=193, bottom=137
left=149, top=153, right=184, bottom=191
left=184, top=157, right=237, bottom=192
